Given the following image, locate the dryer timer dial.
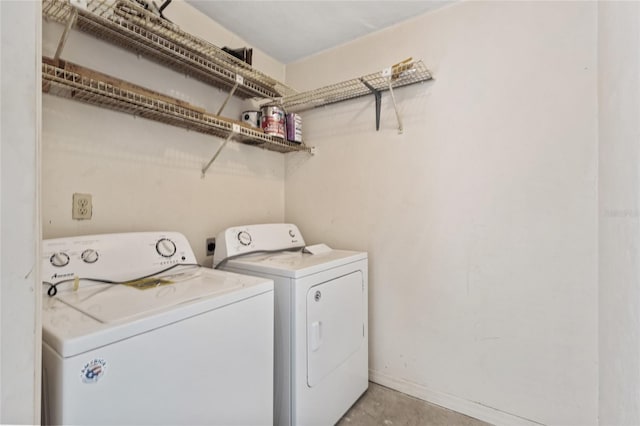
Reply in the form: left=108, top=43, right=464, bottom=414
left=237, top=231, right=252, bottom=246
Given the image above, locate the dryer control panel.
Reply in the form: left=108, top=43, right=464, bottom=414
left=213, top=223, right=305, bottom=266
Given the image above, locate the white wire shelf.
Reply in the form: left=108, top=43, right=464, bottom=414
left=281, top=60, right=433, bottom=112
left=42, top=0, right=298, bottom=100
left=42, top=61, right=313, bottom=155
left=41, top=0, right=433, bottom=138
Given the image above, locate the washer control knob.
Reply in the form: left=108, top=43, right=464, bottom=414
left=237, top=231, right=252, bottom=246
left=289, top=229, right=296, bottom=238
left=81, top=249, right=99, bottom=264
left=156, top=238, right=177, bottom=258
left=50, top=252, right=70, bottom=267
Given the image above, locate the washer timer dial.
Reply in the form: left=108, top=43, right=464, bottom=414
left=237, top=231, right=252, bottom=246
left=156, top=238, right=177, bottom=258
left=81, top=249, right=99, bottom=264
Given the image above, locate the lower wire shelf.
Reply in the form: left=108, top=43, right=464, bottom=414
left=42, top=60, right=313, bottom=155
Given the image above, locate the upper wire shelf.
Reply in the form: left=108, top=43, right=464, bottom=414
left=280, top=60, right=433, bottom=113
left=42, top=0, right=298, bottom=100
left=42, top=60, right=312, bottom=155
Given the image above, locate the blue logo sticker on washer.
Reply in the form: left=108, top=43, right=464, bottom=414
left=81, top=358, right=107, bottom=384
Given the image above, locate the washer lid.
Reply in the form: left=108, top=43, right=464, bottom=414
left=55, top=266, right=238, bottom=323
left=42, top=267, right=273, bottom=358
left=225, top=249, right=367, bottom=278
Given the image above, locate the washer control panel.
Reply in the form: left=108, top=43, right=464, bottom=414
left=42, top=232, right=197, bottom=285
left=213, top=223, right=305, bottom=266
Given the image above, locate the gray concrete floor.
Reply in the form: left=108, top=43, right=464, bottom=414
left=337, top=383, right=491, bottom=426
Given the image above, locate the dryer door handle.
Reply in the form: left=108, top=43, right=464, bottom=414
left=310, top=321, right=322, bottom=352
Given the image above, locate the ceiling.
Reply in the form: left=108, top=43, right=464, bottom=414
left=184, top=1, right=450, bottom=64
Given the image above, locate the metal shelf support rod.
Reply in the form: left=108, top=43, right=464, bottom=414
left=360, top=78, right=382, bottom=131
left=54, top=8, right=78, bottom=60
left=201, top=132, right=233, bottom=177
left=216, top=81, right=239, bottom=116
left=387, top=79, right=403, bottom=134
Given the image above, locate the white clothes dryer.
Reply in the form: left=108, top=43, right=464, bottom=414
left=213, top=224, right=368, bottom=426
left=41, top=232, right=274, bottom=425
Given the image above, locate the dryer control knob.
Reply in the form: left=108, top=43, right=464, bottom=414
left=50, top=252, right=70, bottom=267
left=156, top=238, right=177, bottom=258
left=81, top=249, right=99, bottom=264
left=237, top=231, right=252, bottom=246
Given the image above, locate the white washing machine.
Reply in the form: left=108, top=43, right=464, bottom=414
left=41, top=232, right=274, bottom=425
left=213, top=223, right=368, bottom=426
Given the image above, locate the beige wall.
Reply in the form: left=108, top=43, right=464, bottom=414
left=598, top=2, right=640, bottom=425
left=20, top=1, right=640, bottom=424
left=41, top=0, right=287, bottom=264
left=1, top=1, right=41, bottom=423
left=285, top=2, right=598, bottom=425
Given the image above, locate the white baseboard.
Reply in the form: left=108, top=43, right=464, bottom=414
left=369, top=370, right=545, bottom=426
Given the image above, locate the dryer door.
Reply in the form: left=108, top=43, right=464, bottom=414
left=306, top=271, right=364, bottom=387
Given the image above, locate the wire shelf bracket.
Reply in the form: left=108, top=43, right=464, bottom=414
left=53, top=7, right=77, bottom=60
left=381, top=67, right=404, bottom=134
left=201, top=124, right=237, bottom=176
left=216, top=75, right=242, bottom=116
left=359, top=78, right=382, bottom=131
